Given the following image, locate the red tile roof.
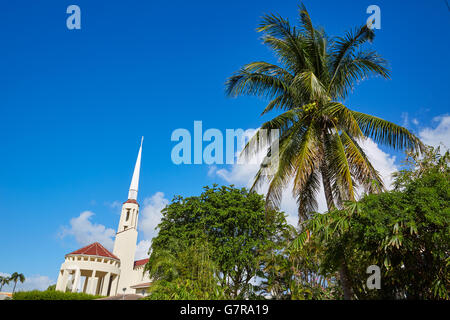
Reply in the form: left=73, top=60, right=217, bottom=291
left=67, top=242, right=120, bottom=261
left=133, top=258, right=149, bottom=268
left=130, top=282, right=152, bottom=289
left=123, top=199, right=139, bottom=206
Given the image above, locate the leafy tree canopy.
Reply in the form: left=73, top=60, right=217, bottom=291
left=146, top=185, right=290, bottom=299
left=293, top=146, right=449, bottom=299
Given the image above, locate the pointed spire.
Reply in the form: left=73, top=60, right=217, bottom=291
left=128, top=137, right=143, bottom=201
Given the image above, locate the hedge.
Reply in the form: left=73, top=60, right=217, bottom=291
left=12, top=290, right=103, bottom=300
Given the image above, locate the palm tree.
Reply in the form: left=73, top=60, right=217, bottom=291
left=225, top=3, right=423, bottom=299
left=9, top=272, right=25, bottom=294
left=0, top=275, right=10, bottom=291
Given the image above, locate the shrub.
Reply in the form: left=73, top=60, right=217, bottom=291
left=12, top=290, right=103, bottom=300
left=46, top=284, right=56, bottom=291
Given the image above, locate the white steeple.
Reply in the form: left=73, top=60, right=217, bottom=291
left=128, top=137, right=143, bottom=200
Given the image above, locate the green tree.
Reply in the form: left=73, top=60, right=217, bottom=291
left=0, top=275, right=10, bottom=291
left=146, top=185, right=290, bottom=299
left=294, top=147, right=449, bottom=299
left=9, top=272, right=25, bottom=293
left=256, top=224, right=340, bottom=299
left=392, top=145, right=449, bottom=190
left=225, top=2, right=423, bottom=299
left=145, top=240, right=226, bottom=300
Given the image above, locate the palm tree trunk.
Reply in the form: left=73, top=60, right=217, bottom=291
left=12, top=281, right=17, bottom=293
left=338, top=260, right=353, bottom=300
left=320, top=163, right=354, bottom=300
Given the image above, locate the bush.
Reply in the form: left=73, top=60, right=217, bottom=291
left=46, top=284, right=56, bottom=291
left=13, top=290, right=103, bottom=300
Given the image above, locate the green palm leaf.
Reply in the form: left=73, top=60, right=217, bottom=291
left=352, top=111, right=424, bottom=151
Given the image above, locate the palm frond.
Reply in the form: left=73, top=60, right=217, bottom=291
left=225, top=67, right=291, bottom=100
left=352, top=111, right=425, bottom=152
left=324, top=102, right=363, bottom=138
left=240, top=107, right=309, bottom=164
left=327, top=130, right=355, bottom=202
left=292, top=70, right=327, bottom=102
left=260, top=36, right=308, bottom=73
left=295, top=170, right=320, bottom=222
left=292, top=124, right=322, bottom=199
left=298, top=3, right=326, bottom=79
left=340, top=131, right=385, bottom=194
left=261, top=94, right=294, bottom=115
left=252, top=127, right=304, bottom=206
left=257, top=14, right=309, bottom=72
left=330, top=50, right=390, bottom=99
left=328, top=24, right=375, bottom=86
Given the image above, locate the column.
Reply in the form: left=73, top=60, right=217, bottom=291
left=55, top=269, right=63, bottom=291
left=82, top=275, right=90, bottom=293
left=71, top=268, right=81, bottom=293
left=88, top=270, right=97, bottom=295
left=56, top=269, right=68, bottom=292
left=111, top=274, right=119, bottom=296
left=101, top=272, right=111, bottom=296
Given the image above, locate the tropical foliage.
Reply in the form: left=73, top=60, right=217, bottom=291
left=0, top=275, right=10, bottom=291
left=140, top=3, right=445, bottom=301
left=144, top=241, right=226, bottom=300
left=225, top=2, right=423, bottom=299
left=144, top=185, right=290, bottom=299
left=8, top=272, right=25, bottom=293
left=8, top=2, right=446, bottom=302
left=256, top=223, right=341, bottom=299
left=226, top=1, right=423, bottom=219
left=292, top=146, right=449, bottom=299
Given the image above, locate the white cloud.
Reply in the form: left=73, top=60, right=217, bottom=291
left=135, top=240, right=152, bottom=260
left=360, top=138, right=398, bottom=190
left=138, top=192, right=169, bottom=241
left=215, top=163, right=261, bottom=187
left=134, top=192, right=170, bottom=259
left=419, top=115, right=450, bottom=150
left=401, top=112, right=409, bottom=127
left=0, top=273, right=55, bottom=292
left=106, top=200, right=122, bottom=211
left=207, top=165, right=218, bottom=177
left=58, top=191, right=169, bottom=263
left=59, top=211, right=116, bottom=251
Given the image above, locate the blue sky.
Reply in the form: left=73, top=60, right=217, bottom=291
left=0, top=0, right=449, bottom=291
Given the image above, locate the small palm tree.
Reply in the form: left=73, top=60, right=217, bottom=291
left=226, top=3, right=423, bottom=299
left=9, top=272, right=25, bottom=293
left=0, top=276, right=10, bottom=291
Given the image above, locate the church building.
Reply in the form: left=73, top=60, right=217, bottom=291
left=55, top=138, right=152, bottom=297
